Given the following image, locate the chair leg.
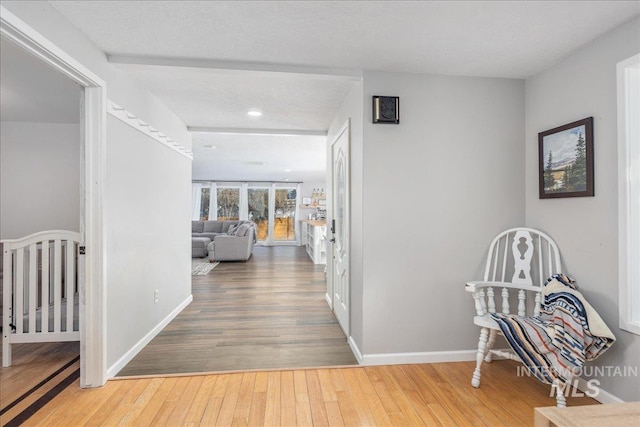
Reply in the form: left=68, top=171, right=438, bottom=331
left=472, top=327, right=489, bottom=388
left=553, top=380, right=567, bottom=408
left=484, top=329, right=497, bottom=363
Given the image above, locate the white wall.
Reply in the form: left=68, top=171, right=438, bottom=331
left=3, top=1, right=193, bottom=376
left=361, top=71, right=525, bottom=354
left=299, top=181, right=326, bottom=223
left=106, top=116, right=191, bottom=367
left=2, top=1, right=191, bottom=148
left=300, top=181, right=327, bottom=200
left=525, top=17, right=640, bottom=402
left=0, top=122, right=80, bottom=239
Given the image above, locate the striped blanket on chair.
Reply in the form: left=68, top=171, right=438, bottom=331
left=491, top=274, right=615, bottom=384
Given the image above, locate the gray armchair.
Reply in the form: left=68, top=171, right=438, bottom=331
left=209, top=223, right=255, bottom=262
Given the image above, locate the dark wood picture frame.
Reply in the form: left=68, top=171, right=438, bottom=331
left=538, top=117, right=594, bottom=199
left=372, top=96, right=399, bottom=124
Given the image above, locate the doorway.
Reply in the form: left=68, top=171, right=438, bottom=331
left=1, top=7, right=106, bottom=387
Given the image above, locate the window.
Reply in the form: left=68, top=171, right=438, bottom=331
left=217, top=187, right=240, bottom=220
left=194, top=181, right=301, bottom=245
left=618, top=53, right=640, bottom=335
left=199, top=187, right=210, bottom=220
left=274, top=189, right=296, bottom=241
left=248, top=188, right=270, bottom=241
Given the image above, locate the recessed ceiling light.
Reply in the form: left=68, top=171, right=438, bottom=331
left=285, top=168, right=291, bottom=172
left=204, top=144, right=216, bottom=149
left=247, top=110, right=262, bottom=117
left=284, top=178, right=290, bottom=181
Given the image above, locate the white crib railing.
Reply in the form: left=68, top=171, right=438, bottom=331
left=2, top=230, right=81, bottom=367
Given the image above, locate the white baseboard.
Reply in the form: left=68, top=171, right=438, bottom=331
left=345, top=339, right=476, bottom=366
left=573, top=376, right=624, bottom=404
left=325, top=293, right=332, bottom=309
left=106, top=295, right=193, bottom=378
left=348, top=336, right=363, bottom=364
left=361, top=349, right=477, bottom=366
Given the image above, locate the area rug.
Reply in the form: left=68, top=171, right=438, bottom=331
left=191, top=258, right=219, bottom=275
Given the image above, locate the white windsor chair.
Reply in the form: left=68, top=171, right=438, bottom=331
left=465, top=227, right=567, bottom=406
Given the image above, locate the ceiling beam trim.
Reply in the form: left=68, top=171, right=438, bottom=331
left=188, top=127, right=327, bottom=137
left=108, top=55, right=362, bottom=81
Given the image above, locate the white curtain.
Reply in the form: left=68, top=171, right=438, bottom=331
left=239, top=182, right=249, bottom=220
left=294, top=183, right=301, bottom=244
left=191, top=183, right=202, bottom=220
left=208, top=182, right=218, bottom=220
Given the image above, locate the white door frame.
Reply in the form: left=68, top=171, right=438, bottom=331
left=1, top=6, right=107, bottom=387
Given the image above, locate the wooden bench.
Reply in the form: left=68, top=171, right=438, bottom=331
left=534, top=402, right=640, bottom=427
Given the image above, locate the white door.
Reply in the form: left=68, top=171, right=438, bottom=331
left=331, top=122, right=350, bottom=335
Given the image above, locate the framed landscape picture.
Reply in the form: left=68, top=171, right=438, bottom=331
left=538, top=117, right=594, bottom=199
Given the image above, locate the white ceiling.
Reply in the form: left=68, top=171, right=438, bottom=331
left=0, top=37, right=80, bottom=124
left=50, top=1, right=639, bottom=79
left=34, top=1, right=640, bottom=181
left=191, top=132, right=327, bottom=183
left=108, top=64, right=355, bottom=132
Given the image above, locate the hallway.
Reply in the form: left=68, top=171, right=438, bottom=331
left=117, top=246, right=356, bottom=376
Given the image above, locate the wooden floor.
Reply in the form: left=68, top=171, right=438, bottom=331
left=117, top=246, right=356, bottom=376
left=0, top=341, right=79, bottom=425
left=1, top=246, right=600, bottom=426
left=2, top=358, right=598, bottom=426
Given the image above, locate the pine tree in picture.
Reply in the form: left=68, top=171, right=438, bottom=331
left=570, top=132, right=588, bottom=191
left=544, top=151, right=555, bottom=190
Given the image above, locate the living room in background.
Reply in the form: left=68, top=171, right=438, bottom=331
left=193, top=181, right=302, bottom=246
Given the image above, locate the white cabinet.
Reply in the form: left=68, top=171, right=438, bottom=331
left=301, top=220, right=326, bottom=264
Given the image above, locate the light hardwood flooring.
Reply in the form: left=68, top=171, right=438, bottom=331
left=1, top=246, right=600, bottom=426
left=117, top=246, right=356, bottom=376
left=0, top=341, right=79, bottom=425
left=4, top=359, right=598, bottom=426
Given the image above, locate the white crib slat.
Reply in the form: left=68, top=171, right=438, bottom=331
left=28, top=244, right=37, bottom=334
left=501, top=234, right=508, bottom=282
left=53, top=240, right=62, bottom=333
left=41, top=241, right=49, bottom=334
left=2, top=250, right=13, bottom=326
left=15, top=249, right=24, bottom=334
left=534, top=292, right=542, bottom=317
left=2, top=248, right=13, bottom=366
left=66, top=241, right=74, bottom=332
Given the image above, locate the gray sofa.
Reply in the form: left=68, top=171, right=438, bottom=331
left=192, top=220, right=256, bottom=261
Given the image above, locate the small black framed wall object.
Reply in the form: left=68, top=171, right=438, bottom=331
left=538, top=116, right=594, bottom=199
left=372, top=96, right=399, bottom=124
